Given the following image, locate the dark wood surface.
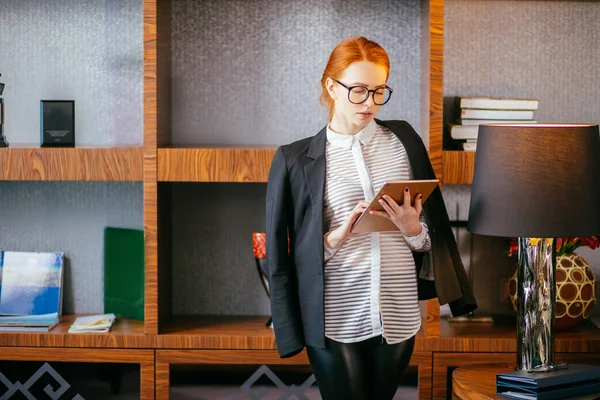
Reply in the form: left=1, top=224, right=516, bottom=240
left=0, top=146, right=143, bottom=181
left=452, top=362, right=513, bottom=400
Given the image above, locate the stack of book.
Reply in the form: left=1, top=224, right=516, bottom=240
left=0, top=251, right=64, bottom=332
left=449, top=97, right=539, bottom=151
left=497, top=364, right=600, bottom=400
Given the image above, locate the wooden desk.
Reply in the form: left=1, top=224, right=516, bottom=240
left=452, top=363, right=512, bottom=399
left=452, top=363, right=600, bottom=400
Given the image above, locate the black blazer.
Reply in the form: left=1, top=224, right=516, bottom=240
left=265, top=119, right=477, bottom=358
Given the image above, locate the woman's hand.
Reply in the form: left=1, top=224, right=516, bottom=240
left=324, top=200, right=371, bottom=249
left=370, top=187, right=423, bottom=236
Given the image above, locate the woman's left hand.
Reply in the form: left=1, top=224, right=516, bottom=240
left=369, top=187, right=423, bottom=236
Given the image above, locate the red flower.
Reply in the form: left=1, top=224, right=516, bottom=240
left=508, top=236, right=600, bottom=256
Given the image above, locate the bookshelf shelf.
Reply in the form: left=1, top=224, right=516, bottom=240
left=157, top=147, right=277, bottom=183
left=0, top=146, right=143, bottom=181
left=158, top=315, right=429, bottom=350
left=0, top=314, right=149, bottom=348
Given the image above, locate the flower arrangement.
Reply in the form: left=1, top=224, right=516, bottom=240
left=508, top=237, right=600, bottom=257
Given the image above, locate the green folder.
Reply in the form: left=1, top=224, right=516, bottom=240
left=103, top=227, right=145, bottom=321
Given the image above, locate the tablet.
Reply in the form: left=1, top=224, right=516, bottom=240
left=350, top=179, right=439, bottom=233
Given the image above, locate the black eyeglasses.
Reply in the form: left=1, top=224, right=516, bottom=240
left=333, top=79, right=393, bottom=105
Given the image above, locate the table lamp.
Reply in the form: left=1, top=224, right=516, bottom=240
left=467, top=124, right=600, bottom=372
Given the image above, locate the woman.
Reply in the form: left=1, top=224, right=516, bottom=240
left=265, top=36, right=476, bottom=400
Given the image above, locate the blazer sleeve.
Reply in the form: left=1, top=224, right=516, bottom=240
left=265, top=146, right=305, bottom=358
left=418, top=136, right=478, bottom=317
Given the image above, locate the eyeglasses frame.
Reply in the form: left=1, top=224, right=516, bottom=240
left=332, top=78, right=393, bottom=105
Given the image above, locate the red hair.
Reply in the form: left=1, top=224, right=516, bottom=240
left=320, top=37, right=390, bottom=119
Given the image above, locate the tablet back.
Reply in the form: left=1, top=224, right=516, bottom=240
left=351, top=179, right=439, bottom=233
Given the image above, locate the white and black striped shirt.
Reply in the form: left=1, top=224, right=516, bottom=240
left=323, top=120, right=431, bottom=344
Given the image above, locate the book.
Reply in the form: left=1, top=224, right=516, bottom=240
left=459, top=97, right=539, bottom=110
left=460, top=108, right=535, bottom=120
left=497, top=364, right=600, bottom=400
left=458, top=119, right=537, bottom=126
left=0, top=251, right=64, bottom=330
left=104, top=227, right=145, bottom=321
left=68, top=313, right=116, bottom=333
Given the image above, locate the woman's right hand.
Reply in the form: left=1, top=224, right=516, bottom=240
left=324, top=200, right=370, bottom=249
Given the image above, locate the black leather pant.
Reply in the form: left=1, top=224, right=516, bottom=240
left=306, top=334, right=415, bottom=400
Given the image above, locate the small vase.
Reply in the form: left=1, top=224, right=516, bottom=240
left=252, top=232, right=272, bottom=328
left=507, top=252, right=596, bottom=331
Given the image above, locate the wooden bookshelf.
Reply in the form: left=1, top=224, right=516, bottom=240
left=3, top=1, right=599, bottom=399
left=158, top=147, right=277, bottom=182
left=0, top=146, right=143, bottom=181
left=0, top=314, right=149, bottom=348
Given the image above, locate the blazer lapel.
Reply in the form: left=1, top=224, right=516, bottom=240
left=304, top=126, right=327, bottom=265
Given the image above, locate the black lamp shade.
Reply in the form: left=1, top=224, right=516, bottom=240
left=467, top=124, right=600, bottom=238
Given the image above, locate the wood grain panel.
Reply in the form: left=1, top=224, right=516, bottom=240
left=140, top=357, right=156, bottom=400
left=426, top=0, right=444, bottom=179
left=0, top=146, right=143, bottom=181
left=442, top=151, right=475, bottom=184
left=0, top=315, right=151, bottom=348
left=434, top=318, right=600, bottom=353
left=435, top=353, right=600, bottom=400
left=157, top=315, right=427, bottom=350
left=143, top=0, right=171, bottom=335
left=155, top=357, right=170, bottom=400
left=422, top=0, right=444, bottom=338
left=158, top=147, right=277, bottom=182
left=413, top=352, right=434, bottom=400
left=0, top=347, right=155, bottom=400
left=452, top=362, right=512, bottom=400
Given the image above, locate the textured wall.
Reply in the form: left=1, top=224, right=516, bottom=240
left=444, top=0, right=600, bottom=129
left=0, top=182, right=143, bottom=314
left=171, top=0, right=422, bottom=147
left=0, top=0, right=143, bottom=145
left=171, top=183, right=269, bottom=315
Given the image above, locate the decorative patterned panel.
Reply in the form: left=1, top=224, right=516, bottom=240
left=0, top=0, right=143, bottom=145
left=444, top=1, right=600, bottom=128
left=172, top=0, right=422, bottom=146
left=0, top=181, right=143, bottom=313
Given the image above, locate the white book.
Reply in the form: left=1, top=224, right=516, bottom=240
left=459, top=97, right=539, bottom=110
left=450, top=124, right=479, bottom=140
left=460, top=109, right=534, bottom=120
left=458, top=119, right=536, bottom=126
left=69, top=313, right=115, bottom=333
left=463, top=142, right=477, bottom=151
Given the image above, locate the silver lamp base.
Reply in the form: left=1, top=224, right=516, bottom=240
left=517, top=237, right=568, bottom=372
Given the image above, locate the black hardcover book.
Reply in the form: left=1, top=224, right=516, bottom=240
left=496, top=364, right=600, bottom=400
left=40, top=100, right=75, bottom=147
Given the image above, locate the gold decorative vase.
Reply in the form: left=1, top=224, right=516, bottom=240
left=508, top=252, right=596, bottom=331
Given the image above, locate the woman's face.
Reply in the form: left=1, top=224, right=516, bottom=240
left=327, top=60, right=388, bottom=130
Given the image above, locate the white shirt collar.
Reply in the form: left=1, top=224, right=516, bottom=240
left=326, top=120, right=377, bottom=150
